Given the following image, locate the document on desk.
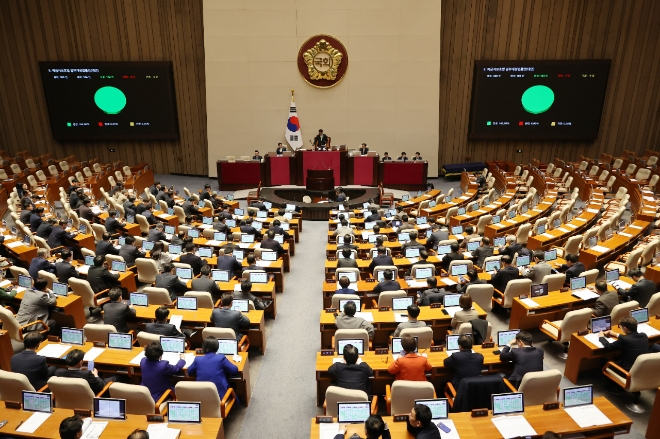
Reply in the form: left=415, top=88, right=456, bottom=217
left=443, top=306, right=461, bottom=317
left=129, top=351, right=146, bottom=365
left=575, top=218, right=587, bottom=222
left=147, top=424, right=181, bottom=439
left=256, top=261, right=271, bottom=268
left=204, top=240, right=221, bottom=246
left=454, top=234, right=464, bottom=240
left=354, top=312, right=374, bottom=322
left=319, top=423, right=340, bottom=439
left=83, top=347, right=106, bottom=362
left=6, top=241, right=24, bottom=248
left=170, top=315, right=183, bottom=330
left=571, top=289, right=600, bottom=300
left=565, top=405, right=612, bottom=428
left=520, top=298, right=541, bottom=308
left=82, top=421, right=108, bottom=439
left=542, top=233, right=555, bottom=239
left=638, top=323, right=660, bottom=337
left=78, top=265, right=90, bottom=275
left=629, top=224, right=643, bottom=229
left=407, top=280, right=428, bottom=288
left=491, top=415, right=537, bottom=438
left=0, top=279, right=12, bottom=288
left=441, top=278, right=457, bottom=286
left=618, top=232, right=633, bottom=237
left=610, top=280, right=632, bottom=290
left=37, top=344, right=72, bottom=358
left=586, top=208, right=599, bottom=214
left=583, top=333, right=616, bottom=349
left=16, top=412, right=51, bottom=433
left=436, top=419, right=460, bottom=439
left=590, top=245, right=610, bottom=253
left=395, top=313, right=408, bottom=323
left=557, top=228, right=570, bottom=233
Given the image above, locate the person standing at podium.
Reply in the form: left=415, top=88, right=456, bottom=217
left=314, top=129, right=329, bottom=150
left=276, top=143, right=286, bottom=155
left=359, top=143, right=369, bottom=155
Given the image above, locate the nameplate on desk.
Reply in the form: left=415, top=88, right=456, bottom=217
left=519, top=294, right=528, bottom=300
left=362, top=257, right=370, bottom=261
left=440, top=272, right=448, bottom=277
left=146, top=414, right=165, bottom=423
left=471, top=408, right=488, bottom=417
left=577, top=329, right=589, bottom=336
left=74, top=409, right=92, bottom=418
left=375, top=348, right=390, bottom=355
left=560, top=287, right=569, bottom=292
left=379, top=306, right=390, bottom=312
left=481, top=342, right=494, bottom=348
left=321, top=349, right=334, bottom=356
left=4, top=401, right=21, bottom=409
left=365, top=278, right=375, bottom=283
left=543, top=402, right=560, bottom=410
left=430, top=303, right=442, bottom=309
left=164, top=303, right=175, bottom=309
left=326, top=279, right=336, bottom=283
left=93, top=341, right=106, bottom=348
left=392, top=414, right=409, bottom=422
left=430, top=345, right=444, bottom=352
left=404, top=276, right=413, bottom=281
left=325, top=308, right=337, bottom=313
left=328, top=257, right=337, bottom=261
left=195, top=348, right=204, bottom=355
left=316, top=416, right=334, bottom=424
left=47, top=335, right=60, bottom=343
left=395, top=254, right=404, bottom=259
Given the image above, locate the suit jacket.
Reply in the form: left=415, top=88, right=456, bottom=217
left=216, top=255, right=242, bottom=279
left=499, top=346, right=544, bottom=382
left=78, top=204, right=94, bottom=221
left=591, top=291, right=619, bottom=317
left=418, top=288, right=447, bottom=306
left=20, top=209, right=33, bottom=225
left=143, top=211, right=157, bottom=225
left=500, top=243, right=522, bottom=259
left=96, top=240, right=119, bottom=257
left=620, top=279, right=656, bottom=307
left=29, top=213, right=43, bottom=233
left=179, top=253, right=206, bottom=276
left=240, top=225, right=261, bottom=238
left=36, top=222, right=54, bottom=240
left=47, top=227, right=73, bottom=248
left=600, top=331, right=649, bottom=370
left=123, top=201, right=136, bottom=218
left=337, top=257, right=358, bottom=268
left=387, top=353, right=432, bottom=381
left=102, top=301, right=136, bottom=333
left=451, top=309, right=479, bottom=329
left=472, top=246, right=494, bottom=268
left=119, top=244, right=143, bottom=267
left=489, top=265, right=521, bottom=293
left=135, top=202, right=147, bottom=215
left=140, top=357, right=186, bottom=401
left=442, top=252, right=465, bottom=272
left=407, top=421, right=441, bottom=439
left=15, top=289, right=57, bottom=326
left=54, top=368, right=106, bottom=394
left=144, top=321, right=184, bottom=337
left=260, top=238, right=284, bottom=254
left=105, top=217, right=122, bottom=234
left=369, top=255, right=394, bottom=271
left=374, top=280, right=401, bottom=295
left=188, top=353, right=239, bottom=397
left=55, top=261, right=79, bottom=284
left=401, top=240, right=426, bottom=252
left=11, top=350, right=51, bottom=389
left=524, top=262, right=553, bottom=285
left=335, top=314, right=375, bottom=338
left=213, top=222, right=231, bottom=234
left=155, top=273, right=187, bottom=301
left=333, top=288, right=356, bottom=296
left=365, top=213, right=381, bottom=223
left=333, top=226, right=354, bottom=237
left=426, top=229, right=450, bottom=250
left=182, top=201, right=199, bottom=217
left=29, top=257, right=55, bottom=280
left=327, top=362, right=374, bottom=395
left=147, top=229, right=167, bottom=242
left=456, top=279, right=486, bottom=294
left=191, top=277, right=222, bottom=299
left=211, top=308, right=250, bottom=338
left=87, top=266, right=121, bottom=294
left=443, top=350, right=485, bottom=388
left=563, top=262, right=586, bottom=284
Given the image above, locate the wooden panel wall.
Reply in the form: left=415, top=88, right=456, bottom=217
left=0, top=0, right=207, bottom=175
left=439, top=0, right=660, bottom=168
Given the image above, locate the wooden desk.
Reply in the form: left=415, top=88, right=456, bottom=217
left=420, top=187, right=480, bottom=219
left=395, top=189, right=442, bottom=212
left=0, top=330, right=12, bottom=370
left=153, top=211, right=179, bottom=227
left=648, top=387, right=660, bottom=438
left=241, top=258, right=285, bottom=292
left=324, top=256, right=442, bottom=280
left=449, top=189, right=516, bottom=227
left=578, top=220, right=650, bottom=270
left=70, top=261, right=138, bottom=294
left=0, top=405, right=224, bottom=439
left=309, top=397, right=631, bottom=438
left=483, top=191, right=557, bottom=240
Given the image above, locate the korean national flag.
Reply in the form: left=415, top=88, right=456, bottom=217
left=285, top=96, right=303, bottom=149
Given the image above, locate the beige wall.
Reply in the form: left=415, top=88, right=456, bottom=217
left=204, top=0, right=440, bottom=178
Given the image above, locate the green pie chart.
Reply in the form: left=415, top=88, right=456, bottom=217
left=94, top=86, right=126, bottom=114
left=521, top=85, right=554, bottom=114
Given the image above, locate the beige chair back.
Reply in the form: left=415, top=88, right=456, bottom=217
left=376, top=290, right=407, bottom=308
left=83, top=323, right=117, bottom=343
left=135, top=258, right=159, bottom=284
left=400, top=327, right=433, bottom=349
left=9, top=265, right=29, bottom=280
left=610, top=301, right=639, bottom=325
left=501, top=279, right=532, bottom=308
left=476, top=215, right=493, bottom=234
left=390, top=381, right=435, bottom=415
left=518, top=370, right=562, bottom=406
left=627, top=353, right=660, bottom=392
left=325, top=386, right=368, bottom=417
left=81, top=248, right=96, bottom=258
left=331, top=294, right=360, bottom=309
left=175, top=382, right=222, bottom=418
left=202, top=327, right=237, bottom=340
left=481, top=255, right=502, bottom=270
left=647, top=293, right=660, bottom=317
left=372, top=265, right=398, bottom=280
left=516, top=224, right=532, bottom=244
left=622, top=247, right=644, bottom=274
left=541, top=273, right=566, bottom=292
left=185, top=291, right=214, bottom=308
left=640, top=240, right=659, bottom=266
left=48, top=377, right=95, bottom=409
left=105, top=254, right=124, bottom=264
left=579, top=269, right=599, bottom=285
left=466, top=284, right=494, bottom=313
left=624, top=163, right=637, bottom=175
left=174, top=206, right=186, bottom=224
left=68, top=278, right=97, bottom=308
left=137, top=331, right=161, bottom=347
left=0, top=369, right=36, bottom=400
left=143, top=287, right=173, bottom=305
left=612, top=159, right=623, bottom=169
left=557, top=308, right=592, bottom=343
left=563, top=235, right=583, bottom=256
left=136, top=214, right=150, bottom=235
left=334, top=268, right=360, bottom=283
left=38, top=270, right=58, bottom=290
left=334, top=329, right=369, bottom=352
left=0, top=306, right=23, bottom=342
left=91, top=224, right=106, bottom=242
left=108, top=382, right=157, bottom=414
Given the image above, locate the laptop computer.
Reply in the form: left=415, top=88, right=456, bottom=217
left=416, top=217, right=427, bottom=225
left=216, top=338, right=238, bottom=355
left=167, top=208, right=175, bottom=216
left=492, top=393, right=525, bottom=416
left=338, top=299, right=361, bottom=313
left=414, top=398, right=449, bottom=420
left=79, top=225, right=87, bottom=234
left=337, top=339, right=364, bottom=355
left=553, top=218, right=561, bottom=228
left=536, top=224, right=546, bottom=235
left=177, top=296, right=197, bottom=311
left=142, top=241, right=155, bottom=252
left=570, top=276, right=587, bottom=291
left=436, top=244, right=451, bottom=255
left=261, top=251, right=277, bottom=261
left=214, top=232, right=227, bottom=242
left=18, top=274, right=33, bottom=289
left=591, top=316, right=611, bottom=333
left=234, top=208, right=244, bottom=216
left=515, top=255, right=530, bottom=267
left=226, top=219, right=236, bottom=227
left=451, top=225, right=463, bottom=235
left=530, top=283, right=549, bottom=298
left=52, top=282, right=68, bottom=297
left=457, top=207, right=466, bottom=216
left=364, top=222, right=375, bottom=230
left=61, top=327, right=85, bottom=345
left=414, top=267, right=433, bottom=280
left=392, top=297, right=414, bottom=311
left=285, top=203, right=296, bottom=211
left=337, top=401, right=371, bottom=424
left=118, top=237, right=126, bottom=245
left=508, top=210, right=516, bottom=219
left=497, top=330, right=520, bottom=347
left=631, top=307, right=649, bottom=324
left=402, top=195, right=410, bottom=201
left=492, top=215, right=501, bottom=224
left=485, top=259, right=501, bottom=273
left=450, top=264, right=468, bottom=276
left=93, top=397, right=126, bottom=420
left=241, top=234, right=255, bottom=243
left=130, top=292, right=149, bottom=307
left=544, top=249, right=557, bottom=262
left=84, top=255, right=95, bottom=266
left=273, top=235, right=284, bottom=244
left=197, top=247, right=213, bottom=258
left=203, top=217, right=213, bottom=225
left=165, top=225, right=176, bottom=235
left=587, top=235, right=598, bottom=249
left=398, top=233, right=410, bottom=242
left=160, top=336, right=185, bottom=354
left=111, top=261, right=127, bottom=273
left=212, top=269, right=230, bottom=282
left=467, top=241, right=480, bottom=251
left=167, top=402, right=201, bottom=423
left=187, top=229, right=199, bottom=238
left=108, top=333, right=133, bottom=350
left=256, top=211, right=267, bottom=218
left=231, top=299, right=249, bottom=312
left=494, top=236, right=506, bottom=247
left=233, top=249, right=244, bottom=260
left=280, top=222, right=290, bottom=230
left=605, top=269, right=619, bottom=283
left=405, top=248, right=421, bottom=258
left=23, top=391, right=53, bottom=413
left=249, top=271, right=268, bottom=283
left=337, top=271, right=358, bottom=283
left=563, top=385, right=593, bottom=408
left=391, top=336, right=418, bottom=353
left=176, top=267, right=193, bottom=280
left=443, top=294, right=461, bottom=307
left=446, top=333, right=471, bottom=352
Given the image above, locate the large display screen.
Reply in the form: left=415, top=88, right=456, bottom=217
left=39, top=61, right=179, bottom=140
left=469, top=60, right=610, bottom=139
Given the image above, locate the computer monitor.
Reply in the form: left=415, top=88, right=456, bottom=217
left=337, top=339, right=364, bottom=355
left=226, top=219, right=236, bottom=227
left=446, top=333, right=471, bottom=351
left=414, top=399, right=449, bottom=420
left=508, top=210, right=516, bottom=219
left=544, top=249, right=557, bottom=262
left=253, top=221, right=263, bottom=231
left=79, top=225, right=87, bottom=234
left=169, top=244, right=182, bottom=255
left=362, top=202, right=370, bottom=210
left=338, top=299, right=361, bottom=313
left=443, top=294, right=462, bottom=307
left=338, top=271, right=358, bottom=283
left=165, top=225, right=176, bottom=235
left=85, top=255, right=95, bottom=266
left=391, top=336, right=418, bottom=353
left=605, top=228, right=613, bottom=240
left=234, top=208, right=244, bottom=216
left=631, top=308, right=649, bottom=324
left=530, top=283, right=549, bottom=298
left=451, top=225, right=463, bottom=235
left=364, top=222, right=375, bottom=230
left=93, top=397, right=126, bottom=420
left=187, top=229, right=199, bottom=238
left=536, top=224, right=546, bottom=235
left=167, top=402, right=201, bottom=423
left=108, top=333, right=134, bottom=350
left=337, top=402, right=371, bottom=424
left=23, top=234, right=31, bottom=245
left=216, top=338, right=238, bottom=355
left=126, top=215, right=135, bottom=224
left=515, top=255, right=530, bottom=267
left=492, top=393, right=525, bottom=416
left=521, top=205, right=528, bottom=214
left=553, top=218, right=561, bottom=228
left=286, top=203, right=296, bottom=211
left=391, top=220, right=402, bottom=228
left=241, top=234, right=255, bottom=243
left=256, top=211, right=267, bottom=218
left=212, top=269, right=230, bottom=282
left=22, top=391, right=53, bottom=413
left=214, top=232, right=227, bottom=242
left=398, top=233, right=410, bottom=242
left=233, top=249, right=244, bottom=260
left=176, top=296, right=197, bottom=311
left=450, top=264, right=468, bottom=276
left=118, top=237, right=126, bottom=245
left=588, top=235, right=598, bottom=248
left=376, top=271, right=387, bottom=282
left=160, top=337, right=185, bottom=353
left=485, top=260, right=501, bottom=272
left=416, top=217, right=427, bottom=225
left=591, top=316, right=611, bottom=333
left=263, top=201, right=272, bottom=210
left=142, top=241, right=155, bottom=252
left=280, top=222, right=290, bottom=230
left=392, top=297, right=414, bottom=311
left=405, top=248, right=421, bottom=258
left=167, top=208, right=175, bottom=216
left=563, top=385, right=593, bottom=408
left=249, top=271, right=268, bottom=283
left=428, top=200, right=437, bottom=208
left=52, top=282, right=68, bottom=297
left=402, top=195, right=410, bottom=201
left=570, top=276, right=586, bottom=291
left=437, top=245, right=451, bottom=255
left=197, top=247, right=213, bottom=258
left=130, top=292, right=149, bottom=307
left=605, top=269, right=619, bottom=282
left=203, top=217, right=213, bottom=225
left=497, top=330, right=520, bottom=347
left=367, top=234, right=380, bottom=244
left=18, top=274, right=33, bottom=289
left=261, top=251, right=277, bottom=261
left=61, top=327, right=84, bottom=345
left=457, top=207, right=466, bottom=216
left=231, top=299, right=249, bottom=312
left=492, top=215, right=501, bottom=224
left=414, top=267, right=433, bottom=280
left=176, top=267, right=192, bottom=280
left=494, top=237, right=506, bottom=247
left=274, top=235, right=284, bottom=244
left=467, top=241, right=480, bottom=251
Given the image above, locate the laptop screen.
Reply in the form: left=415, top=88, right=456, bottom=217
left=23, top=234, right=31, bottom=245
left=214, top=232, right=227, bottom=242
left=249, top=272, right=268, bottom=283
left=142, top=241, right=155, bottom=251
left=231, top=299, right=249, bottom=312
left=446, top=334, right=471, bottom=351
left=536, top=224, right=546, bottom=235
left=553, top=218, right=561, bottom=228
left=497, top=330, right=520, bottom=347
left=261, top=251, right=277, bottom=261
left=492, top=393, right=524, bottom=416
left=416, top=217, right=427, bottom=225
left=364, top=222, right=375, bottom=230
left=530, top=283, right=549, bottom=297
left=212, top=269, right=230, bottom=282
left=467, top=241, right=480, bottom=251
left=177, top=296, right=197, bottom=310
left=92, top=397, right=127, bottom=420
left=367, top=234, right=380, bottom=244
left=515, top=255, right=530, bottom=267
left=437, top=245, right=451, bottom=255
left=256, top=211, right=267, bottom=218
left=280, top=222, right=290, bottom=230
left=130, top=292, right=148, bottom=306
left=398, top=233, right=410, bottom=242
left=61, top=327, right=84, bottom=345
left=337, top=271, right=358, bottom=283
left=169, top=244, right=182, bottom=255
left=337, top=339, right=364, bottom=355
left=126, top=215, right=135, bottom=224
left=450, top=264, right=468, bottom=276
left=405, top=248, right=421, bottom=258
left=457, top=207, right=466, bottom=216
left=415, top=399, right=448, bottom=420
left=392, top=297, right=413, bottom=310
left=391, top=336, right=418, bottom=353
left=451, top=225, right=463, bottom=235
left=591, top=316, right=611, bottom=333
left=485, top=260, right=501, bottom=272
left=570, top=276, right=586, bottom=290
left=544, top=249, right=557, bottom=262
left=176, top=267, right=193, bottom=280
left=521, top=205, right=528, bottom=214
left=274, top=235, right=284, bottom=244
left=168, top=402, right=201, bottom=423
left=165, top=225, right=176, bottom=235
left=428, top=201, right=437, bottom=208
left=508, top=210, right=516, bottom=219
left=494, top=237, right=506, bottom=247
left=563, top=385, right=593, bottom=408
left=187, top=229, right=199, bottom=238
left=337, top=402, right=371, bottom=424
left=79, top=225, right=87, bottom=234
left=443, top=294, right=461, bottom=307
left=23, top=391, right=52, bottom=413
left=233, top=249, right=244, bottom=260
left=167, top=208, right=175, bottom=216
left=111, top=261, right=126, bottom=272
left=252, top=221, right=263, bottom=231
left=631, top=308, right=649, bottom=324
left=286, top=203, right=296, bottom=211
left=108, top=333, right=133, bottom=350
left=85, top=255, right=95, bottom=266
left=118, top=237, right=126, bottom=245
left=234, top=208, right=244, bottom=216
left=160, top=337, right=185, bottom=353
left=241, top=234, right=255, bottom=243
left=226, top=219, right=236, bottom=227
left=391, top=220, right=402, bottom=228
left=52, top=282, right=68, bottom=296
left=197, top=247, right=213, bottom=258
left=414, top=267, right=433, bottom=279
left=588, top=236, right=598, bottom=248
left=605, top=269, right=619, bottom=282
left=216, top=338, right=238, bottom=355
left=402, top=195, right=410, bottom=201
left=18, top=274, right=33, bottom=289
left=492, top=215, right=501, bottom=224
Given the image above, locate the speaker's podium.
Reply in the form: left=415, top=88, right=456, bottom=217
left=306, top=169, right=334, bottom=191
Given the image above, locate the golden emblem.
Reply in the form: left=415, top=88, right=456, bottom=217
left=302, top=39, right=343, bottom=81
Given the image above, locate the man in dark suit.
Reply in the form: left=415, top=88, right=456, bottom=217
left=441, top=243, right=464, bottom=272
left=618, top=268, right=656, bottom=307
left=499, top=331, right=544, bottom=388
left=402, top=230, right=426, bottom=252
left=270, top=219, right=291, bottom=240
left=337, top=248, right=358, bottom=268
left=443, top=335, right=484, bottom=388
left=87, top=255, right=121, bottom=294
left=179, top=242, right=206, bottom=276
left=381, top=152, right=392, bottom=162
left=144, top=306, right=184, bottom=337
left=142, top=204, right=157, bottom=225
left=591, top=280, right=620, bottom=317
left=558, top=253, right=586, bottom=285
left=260, top=229, right=285, bottom=255
left=55, top=250, right=79, bottom=284
left=407, top=404, right=440, bottom=439
left=191, top=265, right=222, bottom=301
left=249, top=198, right=268, bottom=212
left=67, top=179, right=79, bottom=196
left=314, top=129, right=328, bottom=149
left=170, top=231, right=186, bottom=246
left=242, top=254, right=262, bottom=272
left=155, top=263, right=188, bottom=301
left=425, top=220, right=450, bottom=250
left=134, top=198, right=148, bottom=215
left=95, top=232, right=119, bottom=258
left=147, top=223, right=167, bottom=242
left=29, top=207, right=45, bottom=233
left=456, top=269, right=486, bottom=294
left=212, top=217, right=231, bottom=234
left=28, top=248, right=56, bottom=280
left=418, top=277, right=447, bottom=306
left=36, top=218, right=57, bottom=240
left=217, top=247, right=243, bottom=279
left=600, top=316, right=650, bottom=371
left=397, top=152, right=408, bottom=162
left=69, top=189, right=83, bottom=209
left=373, top=270, right=400, bottom=295
left=336, top=233, right=358, bottom=252
left=233, top=280, right=270, bottom=310
left=365, top=208, right=381, bottom=223
left=10, top=332, right=57, bottom=389
left=199, top=184, right=213, bottom=203
left=78, top=199, right=94, bottom=222
left=472, top=237, right=494, bottom=268
left=489, top=255, right=521, bottom=295
left=358, top=143, right=369, bottom=155
left=182, top=197, right=201, bottom=220
left=150, top=181, right=162, bottom=196
left=54, top=349, right=115, bottom=393
left=123, top=196, right=137, bottom=219
left=252, top=150, right=263, bottom=161
left=211, top=294, right=251, bottom=340
left=333, top=276, right=356, bottom=296
left=498, top=235, right=522, bottom=259
left=327, top=343, right=374, bottom=394
left=523, top=250, right=553, bottom=285
left=239, top=218, right=261, bottom=238
left=275, top=143, right=286, bottom=155
left=412, top=152, right=423, bottom=162
left=47, top=220, right=76, bottom=249
left=15, top=278, right=58, bottom=334
left=19, top=201, right=33, bottom=225
left=118, top=235, right=144, bottom=267
left=104, top=210, right=124, bottom=235
left=369, top=246, right=394, bottom=272
left=102, top=288, right=136, bottom=333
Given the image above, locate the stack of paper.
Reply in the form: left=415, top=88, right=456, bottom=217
left=83, top=347, right=106, bottom=361
left=16, top=412, right=52, bottom=434
left=204, top=240, right=221, bottom=246
left=590, top=245, right=610, bottom=253
left=318, top=423, right=340, bottom=439
left=558, top=227, right=570, bottom=233
left=520, top=298, right=540, bottom=308
left=146, top=424, right=181, bottom=439
left=441, top=278, right=457, bottom=286
left=82, top=422, right=108, bottom=439
left=491, top=415, right=537, bottom=439
left=130, top=351, right=146, bottom=365
left=78, top=265, right=90, bottom=275
left=436, top=419, right=460, bottom=439
left=571, top=289, right=600, bottom=300
left=583, top=333, right=616, bottom=348
left=37, top=344, right=72, bottom=358
left=395, top=314, right=408, bottom=323
left=354, top=312, right=374, bottom=322
left=407, top=280, right=428, bottom=288
left=542, top=233, right=555, bottom=238
left=169, top=315, right=183, bottom=330
left=443, top=306, right=461, bottom=317
left=564, top=405, right=612, bottom=427
left=638, top=323, right=660, bottom=337
left=6, top=241, right=24, bottom=248
left=256, top=261, right=271, bottom=268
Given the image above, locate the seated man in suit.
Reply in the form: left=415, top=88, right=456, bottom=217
left=260, top=229, right=285, bottom=255
left=412, top=152, right=423, bottom=162
left=134, top=198, right=147, bottom=216
left=358, top=143, right=369, bottom=155
left=249, top=197, right=268, bottom=211
left=591, top=280, right=619, bottom=317
left=240, top=218, right=262, bottom=238
left=522, top=250, right=553, bottom=285
left=55, top=250, right=80, bottom=285
left=393, top=304, right=427, bottom=337
left=337, top=248, right=358, bottom=268
left=459, top=226, right=480, bottom=249
left=337, top=233, right=358, bottom=252
left=242, top=253, right=262, bottom=272
left=191, top=264, right=222, bottom=301
left=11, top=332, right=57, bottom=389
left=472, top=237, right=493, bottom=268
left=118, top=235, right=145, bottom=267
left=425, top=220, right=449, bottom=250
left=199, top=184, right=213, bottom=203
left=335, top=300, right=375, bottom=339
left=617, top=268, right=656, bottom=307
left=19, top=201, right=34, bottom=224
left=599, top=316, right=649, bottom=373
left=328, top=343, right=374, bottom=395
left=365, top=208, right=381, bottom=223
left=211, top=294, right=251, bottom=341
left=334, top=276, right=356, bottom=296
left=557, top=253, right=585, bottom=285
left=15, top=277, right=58, bottom=335
left=397, top=152, right=408, bottom=162
left=96, top=232, right=119, bottom=258
left=142, top=204, right=158, bottom=225
left=102, top=287, right=135, bottom=333
left=333, top=220, right=354, bottom=237
left=182, top=197, right=202, bottom=220
left=217, top=247, right=243, bottom=279
left=272, top=208, right=289, bottom=224
left=456, top=269, right=486, bottom=294
left=233, top=280, right=270, bottom=310
left=212, top=217, right=231, bottom=234
left=441, top=243, right=464, bottom=272
left=104, top=210, right=124, bottom=235
left=489, top=255, right=520, bottom=296
left=396, top=215, right=415, bottom=233
left=87, top=255, right=121, bottom=294
left=406, top=404, right=440, bottom=439
left=373, top=269, right=400, bottom=295
left=402, top=230, right=426, bottom=252
left=499, top=331, right=544, bottom=388
left=275, top=143, right=287, bottom=155
left=387, top=335, right=432, bottom=381
left=29, top=207, right=45, bottom=233
left=498, top=235, right=521, bottom=259
left=252, top=150, right=263, bottom=161
left=418, top=277, right=447, bottom=306
left=47, top=219, right=77, bottom=251
left=78, top=198, right=94, bottom=222
left=443, top=334, right=484, bottom=388
left=36, top=217, right=57, bottom=240
left=147, top=222, right=167, bottom=242
left=28, top=248, right=56, bottom=280
left=369, top=247, right=394, bottom=272
left=187, top=336, right=239, bottom=399
left=170, top=231, right=186, bottom=246
left=150, top=181, right=162, bottom=196
left=123, top=195, right=137, bottom=219
left=155, top=263, right=188, bottom=302
left=407, top=249, right=431, bottom=275
left=382, top=152, right=392, bottom=162
left=144, top=306, right=184, bottom=337
left=55, top=348, right=116, bottom=393
left=179, top=242, right=206, bottom=276
left=270, top=219, right=291, bottom=240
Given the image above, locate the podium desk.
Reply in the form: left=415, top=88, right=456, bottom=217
left=306, top=169, right=334, bottom=191
left=216, top=159, right=264, bottom=190
left=349, top=155, right=379, bottom=186
left=296, top=149, right=348, bottom=186
left=380, top=161, right=428, bottom=190
left=264, top=154, right=295, bottom=186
